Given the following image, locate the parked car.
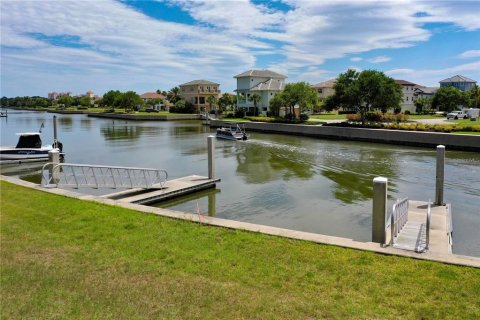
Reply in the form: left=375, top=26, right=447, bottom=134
left=446, top=110, right=468, bottom=120
left=145, top=108, right=159, bottom=113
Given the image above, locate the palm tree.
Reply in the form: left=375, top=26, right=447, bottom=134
left=168, top=87, right=180, bottom=103
left=249, top=93, right=261, bottom=116
left=206, top=95, right=217, bottom=116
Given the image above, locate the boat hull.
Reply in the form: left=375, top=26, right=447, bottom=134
left=0, top=147, right=60, bottom=160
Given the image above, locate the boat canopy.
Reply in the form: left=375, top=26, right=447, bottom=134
left=15, top=133, right=42, bottom=148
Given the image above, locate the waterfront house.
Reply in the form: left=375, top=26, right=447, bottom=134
left=439, top=75, right=477, bottom=91
left=140, top=92, right=166, bottom=110
left=178, top=80, right=220, bottom=112
left=394, top=80, right=420, bottom=112
left=234, top=69, right=286, bottom=115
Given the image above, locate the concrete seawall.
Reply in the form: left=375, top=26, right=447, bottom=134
left=211, top=120, right=480, bottom=151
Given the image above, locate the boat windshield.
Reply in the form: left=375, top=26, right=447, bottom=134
left=16, top=135, right=42, bottom=148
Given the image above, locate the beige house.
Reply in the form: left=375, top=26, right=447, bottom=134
left=311, top=79, right=336, bottom=100
left=394, top=80, right=420, bottom=112
left=234, top=69, right=286, bottom=115
left=178, top=80, right=220, bottom=112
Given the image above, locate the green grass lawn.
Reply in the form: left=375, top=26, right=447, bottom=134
left=452, top=131, right=480, bottom=135
left=310, top=113, right=347, bottom=120
left=1, top=181, right=479, bottom=319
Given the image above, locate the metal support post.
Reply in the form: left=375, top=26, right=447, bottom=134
left=435, top=145, right=445, bottom=206
left=372, top=177, right=388, bottom=244
left=208, top=135, right=215, bottom=180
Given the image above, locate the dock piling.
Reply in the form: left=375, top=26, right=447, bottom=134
left=435, top=145, right=445, bottom=206
left=48, top=150, right=60, bottom=182
left=208, top=135, right=215, bottom=180
left=372, top=177, right=388, bottom=244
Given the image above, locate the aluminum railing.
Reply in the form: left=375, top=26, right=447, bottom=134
left=391, top=197, right=409, bottom=245
left=425, top=199, right=432, bottom=252
left=42, top=163, right=168, bottom=189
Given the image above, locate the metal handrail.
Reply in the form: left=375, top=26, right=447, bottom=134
left=391, top=197, right=409, bottom=245
left=42, top=163, right=168, bottom=189
left=425, top=199, right=432, bottom=251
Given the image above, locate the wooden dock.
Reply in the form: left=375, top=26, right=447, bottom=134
left=103, top=175, right=220, bottom=205
left=392, top=200, right=452, bottom=255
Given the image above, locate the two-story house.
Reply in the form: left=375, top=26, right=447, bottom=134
left=234, top=70, right=287, bottom=115
left=311, top=79, right=336, bottom=101
left=394, top=80, right=419, bottom=112
left=439, top=75, right=477, bottom=91
left=178, top=80, right=220, bottom=112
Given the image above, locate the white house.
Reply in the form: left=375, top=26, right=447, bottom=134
left=394, top=80, right=419, bottom=112
left=234, top=70, right=287, bottom=115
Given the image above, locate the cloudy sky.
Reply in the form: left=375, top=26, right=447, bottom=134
left=1, top=0, right=479, bottom=97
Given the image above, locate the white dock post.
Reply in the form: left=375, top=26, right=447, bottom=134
left=372, top=177, right=388, bottom=244
left=208, top=135, right=215, bottom=180
left=435, top=145, right=445, bottom=206
left=48, top=150, right=60, bottom=182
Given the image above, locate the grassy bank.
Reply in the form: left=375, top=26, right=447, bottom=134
left=1, top=181, right=479, bottom=319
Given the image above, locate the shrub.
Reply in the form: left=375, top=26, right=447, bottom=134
left=299, top=113, right=309, bottom=121
left=170, top=100, right=195, bottom=114
left=404, top=110, right=411, bottom=115
left=346, top=114, right=361, bottom=122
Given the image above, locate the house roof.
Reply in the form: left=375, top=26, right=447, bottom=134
left=439, top=75, right=476, bottom=83
left=234, top=69, right=287, bottom=79
left=140, top=92, right=166, bottom=99
left=250, top=79, right=285, bottom=91
left=311, top=79, right=336, bottom=88
left=179, top=79, right=220, bottom=86
left=394, top=79, right=418, bottom=86
left=414, top=87, right=439, bottom=94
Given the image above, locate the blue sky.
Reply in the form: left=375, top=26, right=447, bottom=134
left=1, top=0, right=479, bottom=97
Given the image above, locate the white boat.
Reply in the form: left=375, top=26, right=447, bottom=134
left=0, top=132, right=63, bottom=160
left=216, top=123, right=248, bottom=141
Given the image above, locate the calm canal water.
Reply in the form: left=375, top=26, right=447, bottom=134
left=1, top=110, right=479, bottom=257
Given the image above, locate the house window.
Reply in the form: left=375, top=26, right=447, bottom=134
left=270, top=93, right=273, bottom=95
left=251, top=79, right=254, bottom=81
left=199, top=97, right=205, bottom=104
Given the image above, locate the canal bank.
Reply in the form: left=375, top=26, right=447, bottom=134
left=210, top=120, right=480, bottom=151
left=1, top=176, right=479, bottom=268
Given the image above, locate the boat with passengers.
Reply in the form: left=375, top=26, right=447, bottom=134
left=216, top=123, right=248, bottom=141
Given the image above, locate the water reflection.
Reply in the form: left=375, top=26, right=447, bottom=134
left=101, top=124, right=144, bottom=141
left=159, top=188, right=220, bottom=217
left=58, top=116, right=73, bottom=132
left=321, top=147, right=398, bottom=204
left=235, top=140, right=315, bottom=184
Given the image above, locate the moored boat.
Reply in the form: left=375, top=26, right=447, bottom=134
left=216, top=123, right=248, bottom=141
left=0, top=132, right=64, bottom=160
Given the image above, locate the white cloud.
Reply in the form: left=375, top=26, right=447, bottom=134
left=459, top=50, right=480, bottom=59
left=386, top=60, right=480, bottom=86
left=368, top=56, right=391, bottom=63
left=1, top=0, right=480, bottom=96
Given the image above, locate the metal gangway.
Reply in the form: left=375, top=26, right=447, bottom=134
left=42, top=163, right=168, bottom=189
left=389, top=197, right=431, bottom=253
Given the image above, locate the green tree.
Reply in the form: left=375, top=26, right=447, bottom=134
left=414, top=97, right=433, bottom=114
left=468, top=85, right=479, bottom=108
left=432, top=86, right=468, bottom=112
left=57, top=95, right=74, bottom=108
left=330, top=69, right=402, bottom=124
left=100, top=90, right=122, bottom=109
left=218, top=93, right=233, bottom=112
left=281, top=82, right=318, bottom=119
left=206, top=95, right=217, bottom=114
left=269, top=93, right=285, bottom=117
left=168, top=87, right=180, bottom=104
left=117, top=91, right=143, bottom=112
left=248, top=93, right=261, bottom=116
left=79, top=96, right=92, bottom=107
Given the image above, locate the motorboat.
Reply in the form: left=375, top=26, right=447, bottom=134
left=0, top=132, right=64, bottom=160
left=216, top=123, right=248, bottom=141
